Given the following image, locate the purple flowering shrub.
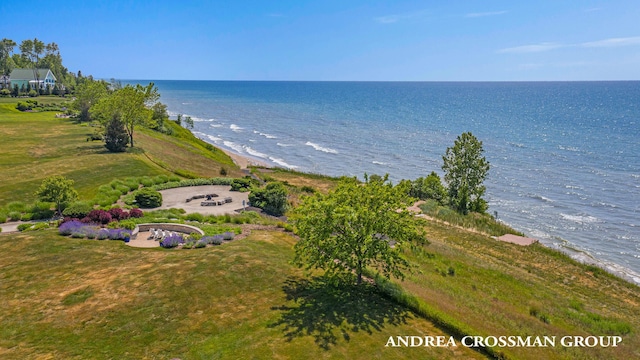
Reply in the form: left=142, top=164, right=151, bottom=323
left=201, top=235, right=224, bottom=245
left=222, top=232, right=235, bottom=241
left=59, top=219, right=130, bottom=241
left=160, top=233, right=183, bottom=248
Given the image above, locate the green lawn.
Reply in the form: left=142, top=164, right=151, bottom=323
left=0, top=230, right=484, bottom=360
left=0, top=99, right=239, bottom=205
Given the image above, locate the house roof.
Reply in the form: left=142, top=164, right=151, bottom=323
left=9, top=68, right=56, bottom=81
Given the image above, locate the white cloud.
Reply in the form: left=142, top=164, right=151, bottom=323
left=373, top=10, right=429, bottom=24
left=581, top=36, right=640, bottom=48
left=498, top=36, right=640, bottom=54
left=465, top=10, right=508, bottom=18
left=498, top=42, right=564, bottom=54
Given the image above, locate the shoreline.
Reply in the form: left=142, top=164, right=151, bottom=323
left=217, top=143, right=271, bottom=169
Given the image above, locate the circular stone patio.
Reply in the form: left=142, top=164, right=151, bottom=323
left=152, top=185, right=250, bottom=215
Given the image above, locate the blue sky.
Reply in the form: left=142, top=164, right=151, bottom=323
left=2, top=0, right=640, bottom=81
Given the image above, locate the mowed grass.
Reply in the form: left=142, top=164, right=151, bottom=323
left=393, top=220, right=640, bottom=360
left=0, top=100, right=239, bottom=204
left=0, top=230, right=484, bottom=360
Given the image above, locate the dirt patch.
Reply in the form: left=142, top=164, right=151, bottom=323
left=153, top=185, right=250, bottom=215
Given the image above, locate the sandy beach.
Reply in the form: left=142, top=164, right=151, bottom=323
left=219, top=147, right=270, bottom=169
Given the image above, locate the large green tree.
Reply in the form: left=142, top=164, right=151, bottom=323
left=442, top=132, right=490, bottom=214
left=92, top=83, right=160, bottom=147
left=72, top=79, right=108, bottom=122
left=0, top=38, right=17, bottom=79
left=291, top=175, right=425, bottom=285
left=35, top=175, right=78, bottom=215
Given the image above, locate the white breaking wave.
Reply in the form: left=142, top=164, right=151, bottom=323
left=244, top=146, right=269, bottom=159
left=230, top=124, right=244, bottom=132
left=210, top=124, right=223, bottom=128
left=269, top=156, right=298, bottom=169
left=560, top=213, right=601, bottom=224
left=223, top=141, right=244, bottom=154
left=305, top=141, right=338, bottom=154
left=277, top=143, right=294, bottom=147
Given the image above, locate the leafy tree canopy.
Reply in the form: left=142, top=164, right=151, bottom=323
left=35, top=175, right=78, bottom=215
left=291, top=174, right=425, bottom=285
left=442, top=132, right=490, bottom=214
left=92, top=83, right=160, bottom=147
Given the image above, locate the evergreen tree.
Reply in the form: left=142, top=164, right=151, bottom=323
left=104, top=114, right=129, bottom=152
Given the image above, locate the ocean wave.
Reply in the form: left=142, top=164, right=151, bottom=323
left=210, top=124, right=223, bottom=128
left=277, top=143, right=294, bottom=147
left=560, top=213, right=600, bottom=224
left=305, top=141, right=338, bottom=154
left=253, top=130, right=277, bottom=139
left=223, top=141, right=244, bottom=154
left=269, top=156, right=298, bottom=169
left=372, top=161, right=388, bottom=166
left=230, top=124, right=244, bottom=132
left=244, top=146, right=269, bottom=159
left=529, top=194, right=554, bottom=203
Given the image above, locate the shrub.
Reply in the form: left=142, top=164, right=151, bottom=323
left=0, top=213, right=6, bottom=223
left=17, top=223, right=33, bottom=231
left=106, top=228, right=131, bottom=241
left=118, top=219, right=137, bottom=230
left=96, top=230, right=109, bottom=240
left=249, top=182, right=288, bottom=216
left=0, top=88, right=10, bottom=97
left=71, top=232, right=85, bottom=238
left=20, top=213, right=33, bottom=221
left=29, top=202, right=55, bottom=220
left=129, top=208, right=144, bottom=218
left=134, top=188, right=163, bottom=208
left=140, top=177, right=155, bottom=187
left=160, top=233, right=182, bottom=248
left=8, top=211, right=22, bottom=221
left=108, top=208, right=129, bottom=221
left=194, top=239, right=207, bottom=248
left=62, top=202, right=93, bottom=219
left=6, top=201, right=26, bottom=213
left=230, top=178, right=255, bottom=192
left=59, top=220, right=87, bottom=236
left=187, top=233, right=203, bottom=241
left=185, top=213, right=204, bottom=222
left=222, top=231, right=235, bottom=241
left=153, top=175, right=169, bottom=185
left=204, top=235, right=224, bottom=245
left=87, top=209, right=113, bottom=224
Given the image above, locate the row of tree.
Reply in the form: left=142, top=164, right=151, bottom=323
left=0, top=37, right=92, bottom=94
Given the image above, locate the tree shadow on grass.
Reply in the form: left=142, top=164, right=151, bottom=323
left=269, top=276, right=411, bottom=350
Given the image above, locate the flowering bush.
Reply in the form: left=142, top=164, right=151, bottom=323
left=201, top=235, right=224, bottom=245
left=160, top=233, right=183, bottom=248
left=195, top=239, right=208, bottom=248
left=106, top=228, right=131, bottom=241
left=222, top=232, right=235, bottom=241
left=59, top=220, right=89, bottom=236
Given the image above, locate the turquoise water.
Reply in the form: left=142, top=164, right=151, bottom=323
left=143, top=80, right=640, bottom=283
